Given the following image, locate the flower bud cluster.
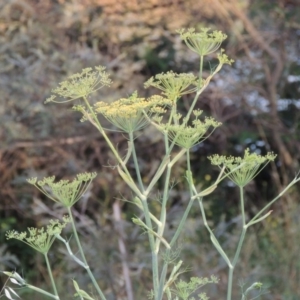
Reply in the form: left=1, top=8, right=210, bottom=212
left=177, top=28, right=227, bottom=56
left=27, top=172, right=97, bottom=207
left=45, top=66, right=111, bottom=103
left=208, top=149, right=277, bottom=187
left=6, top=216, right=70, bottom=254
left=144, top=71, right=198, bottom=100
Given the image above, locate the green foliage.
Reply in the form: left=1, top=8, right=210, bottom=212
left=171, top=276, right=219, bottom=300
left=73, top=280, right=95, bottom=300
left=240, top=281, right=268, bottom=300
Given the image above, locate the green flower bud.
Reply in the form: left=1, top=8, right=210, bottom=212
left=158, top=112, right=221, bottom=149
left=144, top=71, right=198, bottom=100
left=6, top=216, right=70, bottom=254
left=45, top=66, right=112, bottom=103
left=177, top=28, right=227, bottom=56
left=208, top=149, right=277, bottom=187
left=27, top=172, right=97, bottom=207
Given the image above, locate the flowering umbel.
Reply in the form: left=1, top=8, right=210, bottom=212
left=6, top=216, right=70, bottom=254
left=45, top=66, right=112, bottom=103
left=177, top=28, right=227, bottom=56
left=155, top=109, right=221, bottom=149
left=144, top=71, right=198, bottom=100
left=208, top=149, right=277, bottom=187
left=27, top=172, right=97, bottom=207
left=94, top=91, right=172, bottom=133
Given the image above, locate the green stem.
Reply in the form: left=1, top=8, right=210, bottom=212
left=185, top=150, right=194, bottom=199
left=44, top=253, right=59, bottom=299
left=83, top=97, right=161, bottom=296
left=129, top=131, right=145, bottom=192
left=230, top=176, right=300, bottom=300
left=157, top=195, right=195, bottom=300
left=182, top=91, right=201, bottom=128
left=185, top=55, right=225, bottom=125
left=127, top=133, right=159, bottom=294
left=155, top=161, right=172, bottom=300
left=156, top=164, right=171, bottom=245
left=178, top=54, right=203, bottom=125
left=139, top=196, right=159, bottom=296
left=168, top=103, right=177, bottom=126
left=26, top=284, right=59, bottom=299
left=126, top=131, right=159, bottom=294
left=156, top=151, right=186, bottom=245
left=226, top=225, right=247, bottom=300
left=234, top=188, right=248, bottom=266
left=157, top=152, right=196, bottom=300
left=227, top=187, right=248, bottom=300
left=226, top=267, right=234, bottom=300
left=162, top=103, right=176, bottom=157
left=197, top=197, right=231, bottom=267
left=170, top=150, right=195, bottom=247
left=164, top=131, right=169, bottom=154
left=249, top=176, right=300, bottom=225
left=193, top=183, right=236, bottom=300
left=157, top=262, right=168, bottom=300
left=67, top=207, right=106, bottom=300
left=157, top=149, right=187, bottom=250
left=240, top=186, right=246, bottom=226
left=198, top=55, right=204, bottom=89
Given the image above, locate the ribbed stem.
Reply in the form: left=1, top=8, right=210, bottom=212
left=67, top=207, right=106, bottom=300
left=44, top=253, right=59, bottom=299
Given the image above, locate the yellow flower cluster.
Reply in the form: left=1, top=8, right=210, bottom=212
left=94, top=92, right=172, bottom=133
left=96, top=96, right=148, bottom=119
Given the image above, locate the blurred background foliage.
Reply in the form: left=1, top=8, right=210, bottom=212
left=0, top=0, right=300, bottom=299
